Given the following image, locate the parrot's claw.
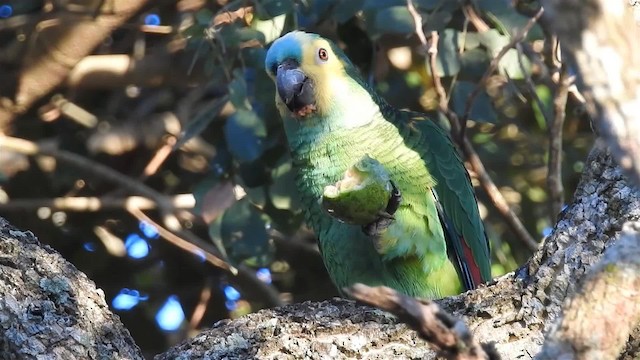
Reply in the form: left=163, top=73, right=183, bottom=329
left=362, top=181, right=402, bottom=236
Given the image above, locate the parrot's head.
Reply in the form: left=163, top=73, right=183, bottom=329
left=265, top=31, right=368, bottom=120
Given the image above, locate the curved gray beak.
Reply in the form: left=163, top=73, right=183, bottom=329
left=276, top=59, right=314, bottom=113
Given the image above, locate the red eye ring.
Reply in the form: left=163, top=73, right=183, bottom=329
left=318, top=48, right=329, bottom=61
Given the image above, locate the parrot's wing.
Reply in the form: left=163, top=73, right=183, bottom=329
left=409, top=112, right=491, bottom=288
left=432, top=188, right=475, bottom=290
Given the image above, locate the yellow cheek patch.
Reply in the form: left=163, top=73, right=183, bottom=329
left=298, top=40, right=347, bottom=116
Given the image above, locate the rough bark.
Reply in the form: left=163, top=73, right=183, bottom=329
left=537, top=222, right=640, bottom=359
left=0, top=217, right=143, bottom=359
left=156, top=143, right=640, bottom=359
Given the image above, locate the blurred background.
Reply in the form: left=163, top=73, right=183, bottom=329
left=0, top=0, right=592, bottom=357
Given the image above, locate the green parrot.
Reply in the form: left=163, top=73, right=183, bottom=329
left=264, top=31, right=491, bottom=298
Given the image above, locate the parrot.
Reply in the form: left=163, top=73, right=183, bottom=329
left=264, top=31, right=491, bottom=298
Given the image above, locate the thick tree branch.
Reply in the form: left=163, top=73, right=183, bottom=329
left=345, top=284, right=498, bottom=360
left=537, top=221, right=640, bottom=359
left=0, top=217, right=143, bottom=359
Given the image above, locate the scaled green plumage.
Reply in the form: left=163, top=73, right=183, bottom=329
left=265, top=31, right=491, bottom=298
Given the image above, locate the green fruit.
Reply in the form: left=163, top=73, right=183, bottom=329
left=321, top=155, right=393, bottom=225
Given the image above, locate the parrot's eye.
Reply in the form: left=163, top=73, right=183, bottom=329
left=318, top=48, right=329, bottom=62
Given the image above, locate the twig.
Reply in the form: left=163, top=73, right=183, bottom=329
left=0, top=135, right=235, bottom=273
left=461, top=1, right=490, bottom=32
left=516, top=43, right=550, bottom=128
left=459, top=7, right=544, bottom=140
left=189, top=278, right=213, bottom=330
left=141, top=135, right=176, bottom=180
left=459, top=134, right=538, bottom=251
left=547, top=64, right=570, bottom=219
left=0, top=194, right=195, bottom=212
left=127, top=206, right=233, bottom=272
left=0, top=135, right=174, bottom=211
left=345, top=284, right=499, bottom=360
left=406, top=4, right=539, bottom=251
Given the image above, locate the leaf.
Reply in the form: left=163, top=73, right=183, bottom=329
left=197, top=180, right=237, bottom=224
left=224, top=109, right=266, bottom=163
left=269, top=156, right=301, bottom=210
left=499, top=48, right=530, bottom=79
left=229, top=69, right=251, bottom=110
left=433, top=28, right=460, bottom=77
left=252, top=13, right=286, bottom=43
left=416, top=0, right=460, bottom=11
left=239, top=160, right=270, bottom=188
left=373, top=6, right=414, bottom=35
left=255, top=0, right=294, bottom=20
left=219, top=26, right=266, bottom=49
left=450, top=81, right=497, bottom=123
left=363, top=0, right=404, bottom=10
left=220, top=198, right=272, bottom=265
left=174, top=95, right=228, bottom=149
left=423, top=10, right=453, bottom=33
left=195, top=8, right=214, bottom=26
left=458, top=48, right=490, bottom=81
left=332, top=0, right=366, bottom=23
left=476, top=29, right=530, bottom=79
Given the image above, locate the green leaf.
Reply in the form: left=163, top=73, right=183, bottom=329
left=363, top=0, right=404, bottom=10
left=332, top=0, right=366, bottom=23
left=432, top=28, right=460, bottom=77
left=458, top=48, right=490, bottom=81
left=229, top=69, right=251, bottom=110
left=373, top=6, right=414, bottom=35
left=239, top=160, right=270, bottom=188
left=240, top=47, right=267, bottom=69
left=224, top=109, right=266, bottom=163
left=423, top=10, right=453, bottom=33
left=252, top=13, right=287, bottom=43
left=256, top=0, right=294, bottom=20
left=451, top=81, right=497, bottom=123
left=499, top=48, right=529, bottom=79
left=195, top=8, right=214, bottom=26
left=219, top=199, right=272, bottom=265
left=416, top=0, right=460, bottom=11
left=174, top=95, right=228, bottom=149
left=476, top=29, right=530, bottom=79
left=269, top=155, right=301, bottom=210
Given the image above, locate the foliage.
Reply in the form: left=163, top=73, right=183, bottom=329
left=0, top=0, right=592, bottom=356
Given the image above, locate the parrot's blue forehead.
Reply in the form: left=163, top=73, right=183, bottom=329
left=265, top=31, right=318, bottom=74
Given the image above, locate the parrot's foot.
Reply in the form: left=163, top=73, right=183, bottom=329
left=362, top=181, right=402, bottom=236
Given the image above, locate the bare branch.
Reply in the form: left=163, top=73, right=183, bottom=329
left=127, top=206, right=233, bottom=272
left=547, top=65, right=570, bottom=219
left=0, top=194, right=195, bottom=212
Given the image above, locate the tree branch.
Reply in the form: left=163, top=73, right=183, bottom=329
left=547, top=64, right=570, bottom=219
left=537, top=221, right=640, bottom=359
left=345, top=284, right=499, bottom=360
